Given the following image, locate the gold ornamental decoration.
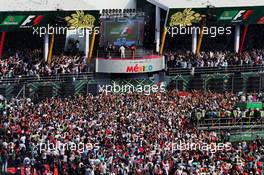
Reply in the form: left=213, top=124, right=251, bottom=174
left=65, top=10, right=95, bottom=29
left=169, top=8, right=201, bottom=27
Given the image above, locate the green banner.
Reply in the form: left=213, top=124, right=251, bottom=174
left=236, top=102, right=263, bottom=109
left=168, top=6, right=264, bottom=26
left=0, top=10, right=99, bottom=32
left=218, top=11, right=239, bottom=21
left=0, top=15, right=26, bottom=26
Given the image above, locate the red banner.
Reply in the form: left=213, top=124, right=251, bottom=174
left=0, top=32, right=6, bottom=57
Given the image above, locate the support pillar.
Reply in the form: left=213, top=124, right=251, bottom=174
left=155, top=6, right=161, bottom=53
left=196, top=26, right=204, bottom=55
left=44, top=33, right=49, bottom=62
left=0, top=32, right=6, bottom=57
left=88, top=29, right=96, bottom=64
left=47, top=32, right=55, bottom=65
left=85, top=29, right=90, bottom=63
left=192, top=28, right=198, bottom=54
left=159, top=27, right=167, bottom=55
left=234, top=25, right=240, bottom=53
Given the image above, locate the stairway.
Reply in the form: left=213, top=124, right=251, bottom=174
left=247, top=76, right=260, bottom=92
left=189, top=75, right=203, bottom=90
left=232, top=76, right=244, bottom=93
left=61, top=82, right=75, bottom=97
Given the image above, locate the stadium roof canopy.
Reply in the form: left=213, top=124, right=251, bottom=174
left=148, top=0, right=264, bottom=10
left=0, top=0, right=136, bottom=12
left=0, top=0, right=96, bottom=11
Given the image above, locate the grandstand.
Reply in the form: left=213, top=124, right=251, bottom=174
left=0, top=0, right=264, bottom=174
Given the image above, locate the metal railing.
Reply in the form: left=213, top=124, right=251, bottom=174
left=96, top=49, right=155, bottom=59
left=198, top=117, right=264, bottom=131
left=0, top=72, right=94, bottom=84
left=167, top=65, right=264, bottom=75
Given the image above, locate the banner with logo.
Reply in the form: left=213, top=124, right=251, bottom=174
left=0, top=10, right=99, bottom=32
left=96, top=56, right=165, bottom=73
left=168, top=6, right=264, bottom=26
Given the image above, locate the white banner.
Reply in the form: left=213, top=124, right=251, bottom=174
left=96, top=56, right=165, bottom=73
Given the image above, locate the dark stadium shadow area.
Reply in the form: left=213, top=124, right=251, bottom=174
left=201, top=25, right=235, bottom=52
left=4, top=31, right=43, bottom=53
left=3, top=31, right=67, bottom=56
left=243, top=24, right=264, bottom=50
left=165, top=33, right=192, bottom=52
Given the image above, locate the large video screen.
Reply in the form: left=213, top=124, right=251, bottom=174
left=102, top=18, right=144, bottom=47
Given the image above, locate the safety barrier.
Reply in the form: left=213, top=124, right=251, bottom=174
left=167, top=65, right=264, bottom=75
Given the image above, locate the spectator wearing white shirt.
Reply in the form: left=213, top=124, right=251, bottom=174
left=119, top=45, right=126, bottom=59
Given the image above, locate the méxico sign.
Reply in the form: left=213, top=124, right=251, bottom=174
left=95, top=56, right=165, bottom=74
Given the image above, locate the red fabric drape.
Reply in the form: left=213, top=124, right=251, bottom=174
left=0, top=32, right=6, bottom=57
left=239, top=25, right=248, bottom=54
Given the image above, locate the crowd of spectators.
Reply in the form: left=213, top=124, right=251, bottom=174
left=2, top=48, right=264, bottom=77
left=0, top=90, right=263, bottom=175
left=166, top=49, right=264, bottom=69
left=0, top=49, right=87, bottom=78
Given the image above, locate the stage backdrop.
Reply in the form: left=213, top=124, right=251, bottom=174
left=101, top=17, right=145, bottom=47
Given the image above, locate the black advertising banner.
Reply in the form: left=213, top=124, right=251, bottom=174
left=168, top=6, right=264, bottom=27
left=0, top=10, right=99, bottom=32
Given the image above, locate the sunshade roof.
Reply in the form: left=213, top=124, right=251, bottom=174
left=0, top=0, right=96, bottom=11
left=0, top=0, right=137, bottom=12
left=147, top=0, right=264, bottom=10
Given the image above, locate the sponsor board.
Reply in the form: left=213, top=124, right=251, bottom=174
left=0, top=11, right=99, bottom=32
left=0, top=15, right=25, bottom=25
left=168, top=6, right=264, bottom=25
left=19, top=15, right=43, bottom=28
left=216, top=10, right=253, bottom=22
left=218, top=10, right=238, bottom=20
left=257, top=16, right=264, bottom=24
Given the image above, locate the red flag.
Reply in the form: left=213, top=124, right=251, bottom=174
left=33, top=168, right=37, bottom=175
left=21, top=166, right=25, bottom=175
left=7, top=167, right=17, bottom=174
left=54, top=165, right=59, bottom=175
